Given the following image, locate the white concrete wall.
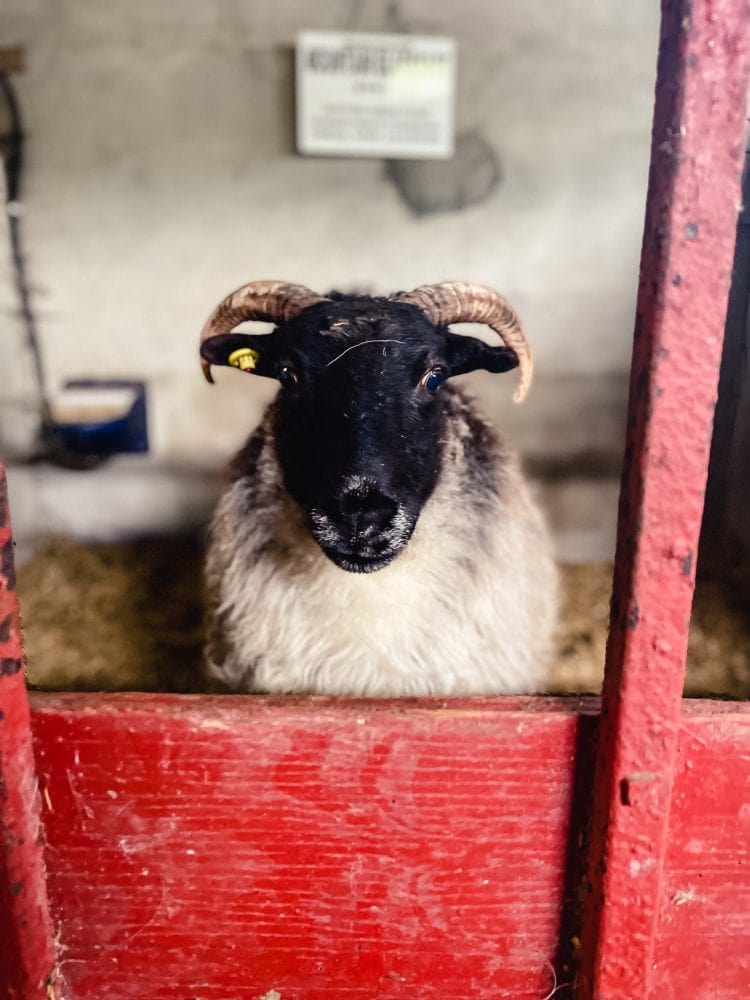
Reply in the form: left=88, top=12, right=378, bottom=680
left=2, top=0, right=659, bottom=475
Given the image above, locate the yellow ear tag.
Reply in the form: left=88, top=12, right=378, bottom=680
left=227, top=347, right=261, bottom=373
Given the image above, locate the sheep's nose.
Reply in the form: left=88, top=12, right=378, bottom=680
left=334, top=484, right=398, bottom=541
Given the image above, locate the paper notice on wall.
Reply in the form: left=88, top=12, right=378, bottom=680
left=295, top=31, right=456, bottom=159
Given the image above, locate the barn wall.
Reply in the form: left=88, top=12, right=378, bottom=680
left=1, top=1, right=659, bottom=549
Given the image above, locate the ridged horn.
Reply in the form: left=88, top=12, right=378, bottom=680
left=393, top=281, right=532, bottom=402
left=200, top=280, right=328, bottom=383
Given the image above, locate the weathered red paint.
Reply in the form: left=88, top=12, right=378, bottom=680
left=30, top=692, right=596, bottom=1000
left=651, top=708, right=750, bottom=999
left=0, top=465, right=58, bottom=999
left=578, top=1, right=750, bottom=997
left=24, top=695, right=750, bottom=999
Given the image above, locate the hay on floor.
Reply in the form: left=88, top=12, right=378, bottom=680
left=15, top=537, right=750, bottom=698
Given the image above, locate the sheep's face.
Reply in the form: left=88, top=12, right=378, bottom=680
left=201, top=297, right=518, bottom=573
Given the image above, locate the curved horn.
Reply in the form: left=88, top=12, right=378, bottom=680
left=200, top=280, right=328, bottom=383
left=394, top=281, right=532, bottom=403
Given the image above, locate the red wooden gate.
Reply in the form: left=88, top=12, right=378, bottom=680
left=2, top=2, right=749, bottom=997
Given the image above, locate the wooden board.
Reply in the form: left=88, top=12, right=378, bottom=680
left=30, top=693, right=597, bottom=1000
left=651, top=709, right=750, bottom=999
left=28, top=693, right=750, bottom=1000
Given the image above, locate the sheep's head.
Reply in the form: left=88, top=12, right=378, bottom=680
left=200, top=281, right=532, bottom=573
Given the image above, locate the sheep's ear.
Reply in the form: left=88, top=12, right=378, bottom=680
left=443, top=332, right=519, bottom=377
left=200, top=333, right=278, bottom=379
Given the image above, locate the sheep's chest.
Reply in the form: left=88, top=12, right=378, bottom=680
left=212, top=469, right=557, bottom=696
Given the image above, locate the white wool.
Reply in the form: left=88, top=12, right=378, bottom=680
left=205, top=397, right=558, bottom=696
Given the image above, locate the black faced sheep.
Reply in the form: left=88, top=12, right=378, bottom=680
left=199, top=280, right=558, bottom=696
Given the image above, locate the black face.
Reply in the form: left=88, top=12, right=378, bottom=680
left=201, top=296, right=518, bottom=573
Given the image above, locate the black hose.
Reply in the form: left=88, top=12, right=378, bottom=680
left=0, top=71, right=51, bottom=425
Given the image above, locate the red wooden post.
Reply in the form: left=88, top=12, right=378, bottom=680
left=0, top=463, right=58, bottom=998
left=578, top=2, right=750, bottom=997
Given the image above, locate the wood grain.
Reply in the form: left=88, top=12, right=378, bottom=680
left=652, top=710, right=750, bottom=999
left=31, top=693, right=595, bottom=1000
left=28, top=694, right=750, bottom=999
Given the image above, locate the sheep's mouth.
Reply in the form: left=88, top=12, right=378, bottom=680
left=320, top=545, right=402, bottom=574
left=308, top=506, right=415, bottom=574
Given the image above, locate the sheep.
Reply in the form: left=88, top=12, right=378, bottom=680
left=199, top=280, right=558, bottom=697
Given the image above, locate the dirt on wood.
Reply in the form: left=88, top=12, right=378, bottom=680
left=15, top=536, right=750, bottom=698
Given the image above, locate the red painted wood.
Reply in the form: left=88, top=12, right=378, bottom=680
left=0, top=465, right=58, bottom=998
left=578, top=2, right=750, bottom=998
left=27, top=695, right=750, bottom=998
left=651, top=708, right=750, bottom=999
left=30, top=692, right=597, bottom=1000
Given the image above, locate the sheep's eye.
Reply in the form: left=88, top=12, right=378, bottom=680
left=421, top=368, right=446, bottom=393
left=277, top=365, right=299, bottom=388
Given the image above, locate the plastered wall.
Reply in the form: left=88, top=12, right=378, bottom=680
left=1, top=0, right=659, bottom=474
